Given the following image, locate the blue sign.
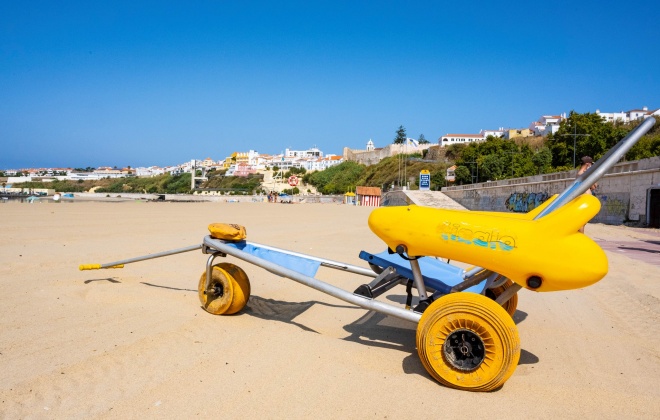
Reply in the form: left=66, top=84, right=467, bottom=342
left=419, top=170, right=430, bottom=190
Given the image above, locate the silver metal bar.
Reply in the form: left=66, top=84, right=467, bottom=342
left=203, top=236, right=421, bottom=323
left=409, top=259, right=428, bottom=299
left=240, top=240, right=378, bottom=278
left=495, top=283, right=522, bottom=305
left=98, top=244, right=202, bottom=268
left=205, top=252, right=224, bottom=291
left=535, top=117, right=655, bottom=219
left=452, top=118, right=656, bottom=287
left=463, top=266, right=484, bottom=279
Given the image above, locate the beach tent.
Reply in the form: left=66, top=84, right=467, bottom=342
left=344, top=192, right=356, bottom=205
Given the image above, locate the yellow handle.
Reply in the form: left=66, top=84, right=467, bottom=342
left=79, top=264, right=124, bottom=271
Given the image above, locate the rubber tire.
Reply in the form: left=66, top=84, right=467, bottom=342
left=416, top=292, right=520, bottom=392
left=198, top=263, right=251, bottom=315
left=216, top=262, right=251, bottom=315
left=485, top=278, right=518, bottom=317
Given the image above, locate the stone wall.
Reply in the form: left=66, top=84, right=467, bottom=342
left=440, top=156, right=660, bottom=226
left=343, top=143, right=435, bottom=165
left=423, top=145, right=443, bottom=161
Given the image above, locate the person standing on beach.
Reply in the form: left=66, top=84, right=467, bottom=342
left=578, top=156, right=597, bottom=233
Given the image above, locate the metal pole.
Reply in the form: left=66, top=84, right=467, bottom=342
left=561, top=125, right=590, bottom=168
left=457, top=117, right=655, bottom=290
left=536, top=117, right=655, bottom=219
left=79, top=244, right=202, bottom=270
left=234, top=240, right=378, bottom=278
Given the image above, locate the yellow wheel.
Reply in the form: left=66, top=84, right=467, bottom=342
left=216, top=263, right=251, bottom=315
left=198, top=263, right=251, bottom=315
left=416, top=292, right=520, bottom=392
left=485, top=278, right=518, bottom=317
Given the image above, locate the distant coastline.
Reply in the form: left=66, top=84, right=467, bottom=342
left=1, top=192, right=346, bottom=204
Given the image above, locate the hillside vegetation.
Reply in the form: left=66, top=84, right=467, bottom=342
left=13, top=174, right=194, bottom=194
left=12, top=113, right=660, bottom=194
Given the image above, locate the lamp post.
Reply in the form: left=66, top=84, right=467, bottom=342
left=465, top=161, right=479, bottom=184
left=561, top=126, right=590, bottom=167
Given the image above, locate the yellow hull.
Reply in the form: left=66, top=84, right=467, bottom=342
left=368, top=194, right=607, bottom=292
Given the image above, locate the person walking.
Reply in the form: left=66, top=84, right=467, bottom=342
left=578, top=156, right=597, bottom=233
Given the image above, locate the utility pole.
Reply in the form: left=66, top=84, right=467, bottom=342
left=465, top=161, right=479, bottom=184
left=561, top=126, right=590, bottom=167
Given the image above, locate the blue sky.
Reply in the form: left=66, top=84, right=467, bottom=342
left=1, top=1, right=658, bottom=169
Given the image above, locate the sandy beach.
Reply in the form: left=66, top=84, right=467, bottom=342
left=1, top=200, right=659, bottom=419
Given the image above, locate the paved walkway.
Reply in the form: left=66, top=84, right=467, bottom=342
left=401, top=190, right=467, bottom=210
left=592, top=227, right=660, bottom=267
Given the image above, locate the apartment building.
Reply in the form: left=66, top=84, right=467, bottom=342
left=440, top=133, right=484, bottom=146
left=596, top=106, right=659, bottom=123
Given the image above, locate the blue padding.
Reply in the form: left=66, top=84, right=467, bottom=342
left=359, top=250, right=487, bottom=294
left=224, top=241, right=321, bottom=278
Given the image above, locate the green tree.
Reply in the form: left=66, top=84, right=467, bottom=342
left=305, top=161, right=366, bottom=194
left=532, top=146, right=553, bottom=174
left=284, top=167, right=307, bottom=178
left=454, top=166, right=471, bottom=185
left=480, top=154, right=507, bottom=181
left=393, top=125, right=407, bottom=144
left=626, top=116, right=660, bottom=160
left=445, top=143, right=466, bottom=161
left=547, top=111, right=629, bottom=168
left=418, top=133, right=429, bottom=144
left=430, top=170, right=445, bottom=190
left=282, top=187, right=300, bottom=195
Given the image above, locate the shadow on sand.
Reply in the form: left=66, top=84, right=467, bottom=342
left=84, top=277, right=121, bottom=284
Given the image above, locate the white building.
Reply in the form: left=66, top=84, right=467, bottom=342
left=596, top=109, right=628, bottom=123
left=440, top=133, right=484, bottom=147
left=285, top=147, right=323, bottom=159
left=480, top=129, right=505, bottom=138
left=303, top=155, right=344, bottom=171
left=222, top=146, right=336, bottom=175
left=529, top=114, right=565, bottom=136
left=596, top=106, right=659, bottom=124
left=133, top=166, right=175, bottom=177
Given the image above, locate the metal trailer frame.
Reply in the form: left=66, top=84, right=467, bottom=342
left=202, top=237, right=422, bottom=323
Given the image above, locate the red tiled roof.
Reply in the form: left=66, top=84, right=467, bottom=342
left=356, top=186, right=381, bottom=196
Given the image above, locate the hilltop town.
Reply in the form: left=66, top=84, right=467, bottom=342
left=2, top=106, right=657, bottom=184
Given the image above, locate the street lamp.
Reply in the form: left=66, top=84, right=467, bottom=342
left=464, top=161, right=479, bottom=184
left=560, top=126, right=590, bottom=167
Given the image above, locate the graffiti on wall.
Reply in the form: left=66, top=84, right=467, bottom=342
left=593, top=193, right=630, bottom=223
left=505, top=192, right=550, bottom=213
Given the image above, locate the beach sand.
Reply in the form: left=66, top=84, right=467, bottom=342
left=1, top=200, right=659, bottom=418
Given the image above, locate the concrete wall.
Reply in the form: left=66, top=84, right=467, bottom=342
left=441, top=156, right=660, bottom=226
